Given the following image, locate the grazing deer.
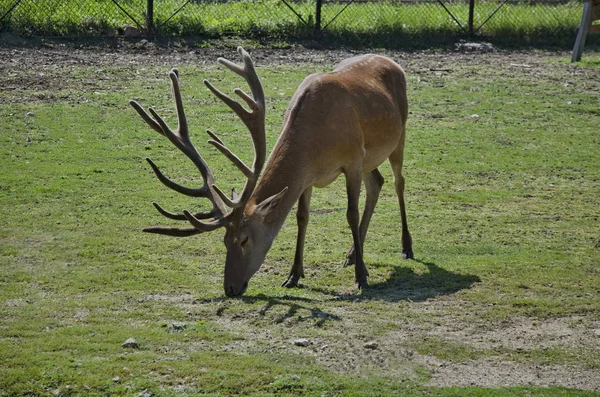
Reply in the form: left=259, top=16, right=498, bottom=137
left=130, top=47, right=413, bottom=297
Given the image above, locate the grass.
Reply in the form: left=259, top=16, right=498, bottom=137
left=1, top=49, right=600, bottom=395
left=1, top=0, right=598, bottom=48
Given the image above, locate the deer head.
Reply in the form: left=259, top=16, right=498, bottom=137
left=130, top=47, right=287, bottom=296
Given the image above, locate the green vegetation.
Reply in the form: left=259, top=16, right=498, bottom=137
left=1, top=0, right=595, bottom=48
left=1, top=50, right=599, bottom=395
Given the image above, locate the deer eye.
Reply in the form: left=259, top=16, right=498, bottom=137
left=240, top=234, right=249, bottom=247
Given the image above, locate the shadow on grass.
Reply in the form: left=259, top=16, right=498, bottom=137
left=311, top=259, right=481, bottom=303
left=365, top=259, right=481, bottom=302
left=257, top=298, right=342, bottom=326
left=195, top=293, right=342, bottom=326
left=192, top=260, right=479, bottom=323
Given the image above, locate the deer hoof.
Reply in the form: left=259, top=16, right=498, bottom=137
left=356, top=279, right=369, bottom=289
left=344, top=250, right=356, bottom=267
left=282, top=275, right=300, bottom=288
left=401, top=250, right=414, bottom=260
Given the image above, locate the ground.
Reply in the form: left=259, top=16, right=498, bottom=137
left=1, top=38, right=599, bottom=394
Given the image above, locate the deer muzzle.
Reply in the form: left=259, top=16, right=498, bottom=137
left=224, top=279, right=249, bottom=297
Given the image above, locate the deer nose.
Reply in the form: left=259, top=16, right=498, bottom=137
left=225, top=281, right=249, bottom=297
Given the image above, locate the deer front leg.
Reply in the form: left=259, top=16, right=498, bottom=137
left=283, top=186, right=313, bottom=288
left=345, top=167, right=369, bottom=288
left=344, top=168, right=384, bottom=267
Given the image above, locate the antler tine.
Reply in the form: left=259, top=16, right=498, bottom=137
left=203, top=80, right=253, bottom=129
left=217, top=56, right=245, bottom=77
left=207, top=139, right=254, bottom=179
left=183, top=210, right=233, bottom=232
left=129, top=70, right=188, bottom=142
left=239, top=46, right=266, bottom=109
left=206, top=129, right=224, bottom=145
left=217, top=47, right=265, bottom=105
left=211, top=184, right=242, bottom=209
left=205, top=129, right=255, bottom=180
left=143, top=226, right=204, bottom=237
left=162, top=70, right=211, bottom=185
left=129, top=100, right=164, bottom=136
left=146, top=158, right=208, bottom=197
left=169, top=69, right=189, bottom=139
left=152, top=202, right=217, bottom=221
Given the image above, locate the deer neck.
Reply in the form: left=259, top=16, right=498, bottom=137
left=249, top=140, right=310, bottom=231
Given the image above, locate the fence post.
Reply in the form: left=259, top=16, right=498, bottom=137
left=315, top=0, right=323, bottom=33
left=468, top=0, right=475, bottom=35
left=146, top=0, right=154, bottom=36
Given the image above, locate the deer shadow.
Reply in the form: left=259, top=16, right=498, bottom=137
left=309, top=259, right=481, bottom=303
left=193, top=260, right=479, bottom=324
left=195, top=293, right=342, bottom=326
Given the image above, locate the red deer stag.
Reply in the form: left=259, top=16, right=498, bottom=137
left=130, top=47, right=413, bottom=297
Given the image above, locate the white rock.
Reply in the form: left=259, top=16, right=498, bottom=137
left=122, top=338, right=139, bottom=348
left=171, top=322, right=186, bottom=331
left=364, top=341, right=379, bottom=350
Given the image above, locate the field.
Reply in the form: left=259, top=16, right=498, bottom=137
left=1, top=43, right=600, bottom=395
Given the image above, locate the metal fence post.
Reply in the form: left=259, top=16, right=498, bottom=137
left=315, top=0, right=323, bottom=33
left=468, top=0, right=475, bottom=35
left=146, top=0, right=154, bottom=36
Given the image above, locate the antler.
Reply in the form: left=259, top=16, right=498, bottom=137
left=203, top=47, right=266, bottom=210
left=130, top=46, right=266, bottom=236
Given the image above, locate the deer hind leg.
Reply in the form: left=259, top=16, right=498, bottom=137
left=283, top=186, right=313, bottom=288
left=344, top=166, right=369, bottom=288
left=344, top=168, right=384, bottom=267
left=388, top=143, right=414, bottom=259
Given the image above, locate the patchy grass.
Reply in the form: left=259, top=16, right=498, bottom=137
left=1, top=48, right=599, bottom=395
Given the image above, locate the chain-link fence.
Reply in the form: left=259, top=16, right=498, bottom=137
left=0, top=0, right=584, bottom=42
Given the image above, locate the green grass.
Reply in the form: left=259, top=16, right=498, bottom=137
left=1, top=0, right=596, bottom=48
left=1, top=51, right=600, bottom=395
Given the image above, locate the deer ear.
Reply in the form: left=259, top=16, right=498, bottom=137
left=255, top=187, right=288, bottom=217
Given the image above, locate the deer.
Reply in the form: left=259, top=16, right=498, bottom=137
left=130, top=47, right=413, bottom=297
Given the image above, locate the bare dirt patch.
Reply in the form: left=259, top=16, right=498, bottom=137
left=2, top=41, right=598, bottom=96
left=159, top=292, right=600, bottom=390
left=427, top=357, right=600, bottom=389
left=410, top=309, right=600, bottom=390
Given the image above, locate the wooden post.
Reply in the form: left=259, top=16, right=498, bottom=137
left=572, top=0, right=600, bottom=62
